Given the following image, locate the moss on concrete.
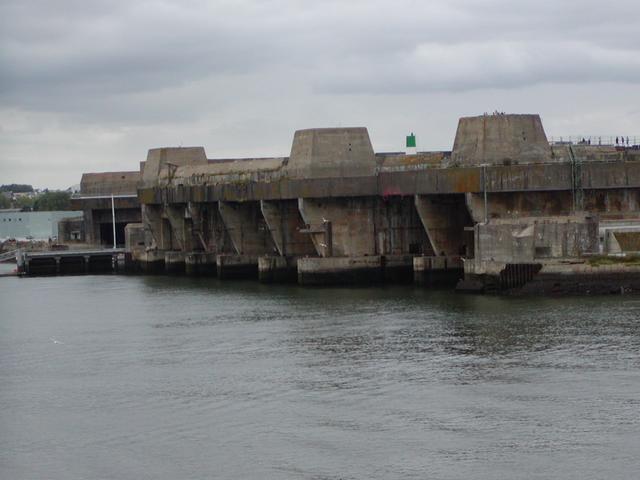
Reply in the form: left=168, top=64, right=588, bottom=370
left=587, top=255, right=640, bottom=267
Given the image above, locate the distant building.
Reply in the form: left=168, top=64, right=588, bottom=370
left=0, top=210, right=83, bottom=241
left=57, top=216, right=85, bottom=243
left=70, top=171, right=141, bottom=246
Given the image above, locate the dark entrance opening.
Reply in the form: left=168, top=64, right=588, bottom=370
left=99, top=222, right=127, bottom=247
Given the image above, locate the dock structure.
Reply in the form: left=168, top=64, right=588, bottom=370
left=121, top=114, right=639, bottom=292
left=0, top=250, right=19, bottom=263
left=33, top=113, right=640, bottom=293
left=19, top=249, right=125, bottom=276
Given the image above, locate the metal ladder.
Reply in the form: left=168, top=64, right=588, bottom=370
left=569, top=145, right=584, bottom=212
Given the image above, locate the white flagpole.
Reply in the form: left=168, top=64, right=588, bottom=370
left=111, top=194, right=116, bottom=249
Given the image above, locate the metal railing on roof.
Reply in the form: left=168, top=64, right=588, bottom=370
left=71, top=193, right=138, bottom=199
left=549, top=135, right=639, bottom=147
left=0, top=249, right=19, bottom=262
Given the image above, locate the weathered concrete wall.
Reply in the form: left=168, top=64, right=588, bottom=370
left=163, top=157, right=286, bottom=188
left=57, top=217, right=85, bottom=243
left=83, top=207, right=141, bottom=245
left=376, top=152, right=449, bottom=172
left=415, top=194, right=471, bottom=256
left=551, top=144, right=625, bottom=163
left=142, top=204, right=168, bottom=250
left=142, top=147, right=208, bottom=185
left=471, top=215, right=599, bottom=266
left=612, top=231, right=640, bottom=252
left=80, top=171, right=140, bottom=195
left=460, top=258, right=640, bottom=295
left=258, top=256, right=299, bottom=283
left=374, top=196, right=432, bottom=256
left=519, top=262, right=640, bottom=295
left=218, top=201, right=277, bottom=255
left=184, top=202, right=205, bottom=251
left=163, top=204, right=192, bottom=251
left=199, top=202, right=234, bottom=254
left=298, top=256, right=384, bottom=285
left=73, top=173, right=142, bottom=246
left=139, top=160, right=640, bottom=205
left=124, top=223, right=145, bottom=252
left=142, top=201, right=235, bottom=255
left=465, top=191, right=574, bottom=223
left=599, top=220, right=640, bottom=254
left=583, top=188, right=640, bottom=217
left=185, top=252, right=217, bottom=276
left=298, top=196, right=430, bottom=257
left=414, top=255, right=464, bottom=285
left=164, top=251, right=186, bottom=273
left=298, top=197, right=375, bottom=257
left=217, top=254, right=260, bottom=279
left=88, top=207, right=142, bottom=226
left=465, top=189, right=640, bottom=225
left=451, top=114, right=552, bottom=166
left=71, top=178, right=142, bottom=244
left=260, top=200, right=316, bottom=256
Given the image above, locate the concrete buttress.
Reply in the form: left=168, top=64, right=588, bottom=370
left=218, top=201, right=277, bottom=255
left=164, top=204, right=192, bottom=252
left=260, top=200, right=316, bottom=256
left=415, top=194, right=471, bottom=256
left=298, top=197, right=376, bottom=257
left=217, top=201, right=277, bottom=279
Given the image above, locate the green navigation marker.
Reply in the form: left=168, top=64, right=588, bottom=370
left=406, top=133, right=416, bottom=148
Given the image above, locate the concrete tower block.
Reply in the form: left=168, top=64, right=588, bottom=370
left=80, top=171, right=141, bottom=195
left=142, top=147, right=208, bottom=184
left=286, top=127, right=376, bottom=179
left=451, top=114, right=552, bottom=166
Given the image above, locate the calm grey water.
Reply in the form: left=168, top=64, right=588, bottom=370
left=1, top=273, right=639, bottom=479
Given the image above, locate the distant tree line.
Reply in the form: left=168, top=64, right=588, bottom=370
left=0, top=190, right=71, bottom=211
left=0, top=184, right=34, bottom=193
left=34, top=191, right=72, bottom=211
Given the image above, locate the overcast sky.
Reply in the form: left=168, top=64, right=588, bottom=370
left=1, top=0, right=639, bottom=189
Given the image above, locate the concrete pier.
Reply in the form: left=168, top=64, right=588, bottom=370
left=216, top=254, right=259, bottom=280
left=457, top=259, right=640, bottom=295
left=297, top=256, right=384, bottom=285
left=136, top=250, right=165, bottom=274
left=518, top=262, right=640, bottom=295
left=185, top=252, right=217, bottom=276
left=413, top=255, right=464, bottom=286
left=382, top=255, right=415, bottom=283
left=258, top=256, right=298, bottom=283
left=164, top=251, right=186, bottom=274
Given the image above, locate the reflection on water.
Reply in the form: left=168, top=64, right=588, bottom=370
left=1, top=274, right=639, bottom=479
left=0, top=262, right=16, bottom=275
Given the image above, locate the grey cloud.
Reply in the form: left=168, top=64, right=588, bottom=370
left=0, top=0, right=638, bottom=189
left=3, top=0, right=638, bottom=105
left=1, top=1, right=283, bottom=104
left=315, top=39, right=640, bottom=94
